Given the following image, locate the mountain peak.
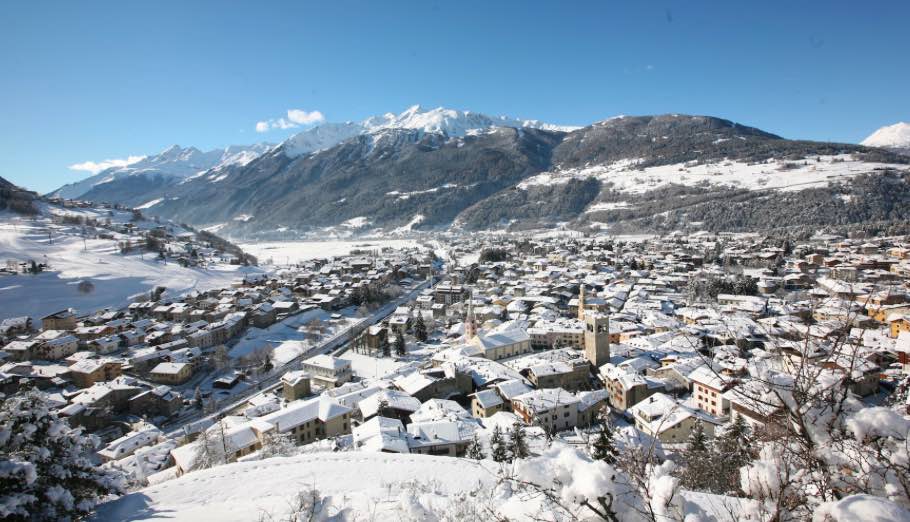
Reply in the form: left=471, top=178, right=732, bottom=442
left=50, top=142, right=273, bottom=200
left=402, top=104, right=425, bottom=116
left=281, top=105, right=576, bottom=158
left=862, top=122, right=910, bottom=150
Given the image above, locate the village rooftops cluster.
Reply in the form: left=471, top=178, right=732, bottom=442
left=2, top=228, right=910, bottom=494
left=0, top=238, right=436, bottom=480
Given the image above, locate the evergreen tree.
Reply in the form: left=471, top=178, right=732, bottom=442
left=413, top=314, right=428, bottom=343
left=687, top=419, right=709, bottom=453
left=193, top=386, right=203, bottom=409
left=381, top=338, right=391, bottom=358
left=714, top=414, right=755, bottom=493
left=394, top=335, right=406, bottom=357
left=507, top=422, right=530, bottom=461
left=591, top=418, right=618, bottom=464
left=680, top=420, right=717, bottom=492
left=686, top=277, right=701, bottom=303
left=490, top=425, right=509, bottom=463
left=259, top=351, right=274, bottom=374
left=716, top=414, right=751, bottom=459
left=377, top=399, right=390, bottom=418
left=0, top=392, right=125, bottom=521
left=466, top=435, right=485, bottom=460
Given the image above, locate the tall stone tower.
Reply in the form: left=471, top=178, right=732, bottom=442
left=584, top=311, right=610, bottom=368
left=577, top=284, right=586, bottom=321
left=464, top=301, right=478, bottom=340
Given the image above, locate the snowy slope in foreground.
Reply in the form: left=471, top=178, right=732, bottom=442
left=92, top=449, right=806, bottom=521
left=0, top=219, right=261, bottom=320
left=94, top=453, right=499, bottom=522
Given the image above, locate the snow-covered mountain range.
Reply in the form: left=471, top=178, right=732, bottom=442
left=46, top=107, right=910, bottom=237
left=282, top=105, right=577, bottom=157
left=51, top=143, right=274, bottom=200
left=52, top=106, right=576, bottom=199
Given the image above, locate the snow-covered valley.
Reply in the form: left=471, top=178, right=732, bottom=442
left=0, top=211, right=261, bottom=320
left=238, top=239, right=421, bottom=265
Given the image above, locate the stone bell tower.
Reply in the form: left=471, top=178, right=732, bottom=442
left=464, top=300, right=478, bottom=340
left=583, top=311, right=610, bottom=368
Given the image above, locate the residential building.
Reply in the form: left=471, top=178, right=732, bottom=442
left=301, top=354, right=353, bottom=389
left=69, top=359, right=122, bottom=388
left=512, top=387, right=580, bottom=433
left=281, top=370, right=312, bottom=401
left=149, top=362, right=193, bottom=385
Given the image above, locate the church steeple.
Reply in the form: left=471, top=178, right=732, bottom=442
left=464, top=298, right=477, bottom=339
left=578, top=284, right=586, bottom=321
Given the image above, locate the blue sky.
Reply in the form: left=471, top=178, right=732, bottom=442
left=1, top=1, right=908, bottom=193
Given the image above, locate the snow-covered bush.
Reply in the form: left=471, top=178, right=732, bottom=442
left=813, top=494, right=910, bottom=522
left=507, top=442, right=648, bottom=521
left=719, top=346, right=910, bottom=520
left=258, top=428, right=297, bottom=459
left=0, top=392, right=125, bottom=521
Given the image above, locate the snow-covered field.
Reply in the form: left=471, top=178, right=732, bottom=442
left=519, top=154, right=909, bottom=195
left=338, top=350, right=412, bottom=379
left=0, top=220, right=261, bottom=321
left=391, top=214, right=426, bottom=235
left=239, top=239, right=419, bottom=265
left=94, top=452, right=499, bottom=521
left=228, top=307, right=357, bottom=365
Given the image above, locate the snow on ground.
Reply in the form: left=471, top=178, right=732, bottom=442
left=94, top=452, right=499, bottom=522
left=387, top=183, right=458, bottom=200
left=229, top=307, right=363, bottom=367
left=37, top=202, right=136, bottom=222
left=338, top=351, right=410, bottom=379
left=340, top=216, right=370, bottom=229
left=201, top=223, right=226, bottom=233
left=584, top=201, right=630, bottom=213
left=0, top=220, right=261, bottom=321
left=228, top=308, right=336, bottom=360
left=814, top=494, right=910, bottom=522
left=391, top=214, right=426, bottom=235
left=239, top=239, right=419, bottom=265
left=135, top=198, right=163, bottom=210
left=457, top=251, right=480, bottom=265
left=519, top=154, right=908, bottom=194
left=532, top=229, right=585, bottom=239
